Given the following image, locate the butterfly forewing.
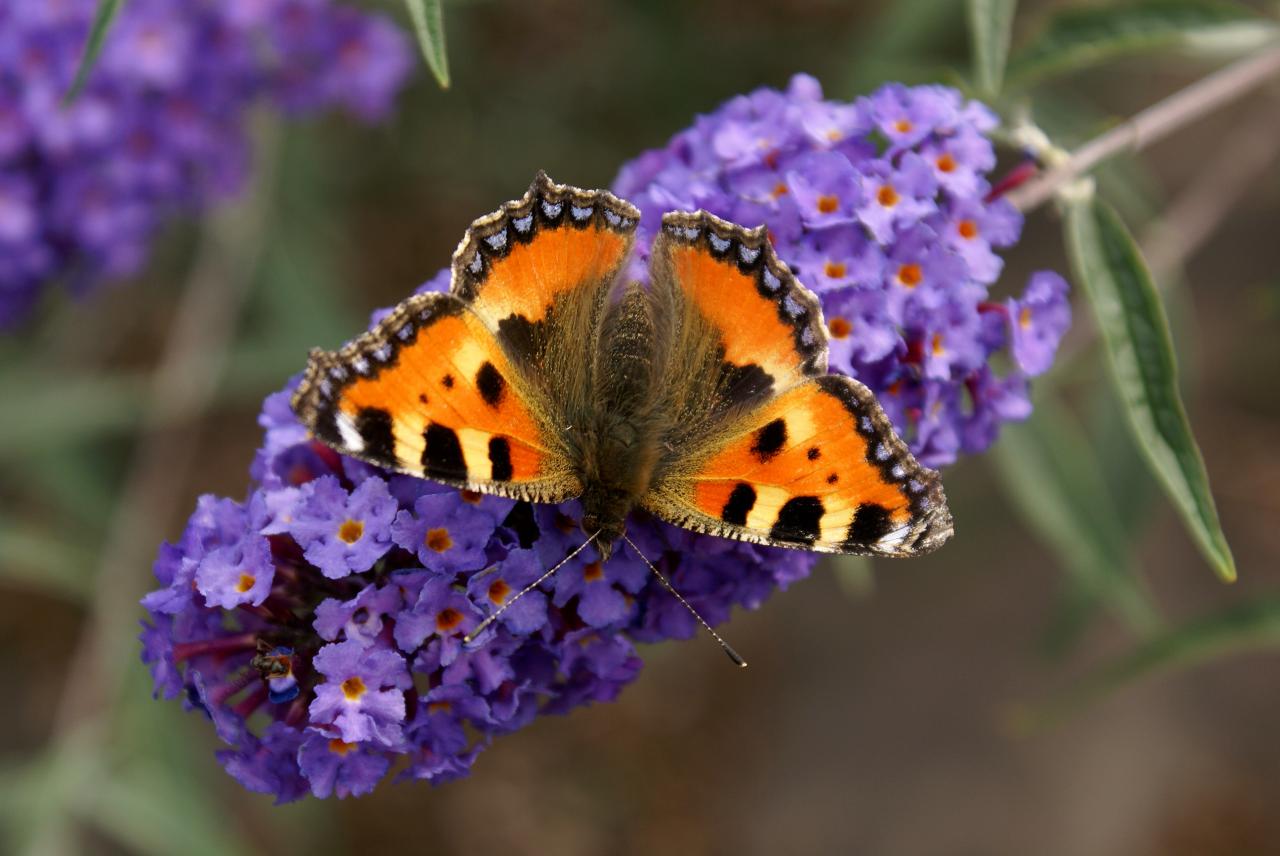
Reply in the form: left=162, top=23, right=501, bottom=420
left=292, top=292, right=579, bottom=502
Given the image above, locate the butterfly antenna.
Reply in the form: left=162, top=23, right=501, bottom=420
left=464, top=531, right=599, bottom=644
left=621, top=533, right=747, bottom=668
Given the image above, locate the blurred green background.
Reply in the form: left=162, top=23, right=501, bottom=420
left=3, top=0, right=1280, bottom=853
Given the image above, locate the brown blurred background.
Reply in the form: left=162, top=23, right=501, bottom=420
left=2, top=1, right=1279, bottom=854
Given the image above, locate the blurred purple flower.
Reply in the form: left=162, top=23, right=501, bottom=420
left=614, top=74, right=1071, bottom=466
left=0, top=0, right=413, bottom=329
left=1007, top=271, right=1072, bottom=376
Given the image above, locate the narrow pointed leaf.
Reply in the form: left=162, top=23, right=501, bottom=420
left=1007, top=0, right=1275, bottom=87
left=1016, top=597, right=1280, bottom=731
left=833, top=555, right=876, bottom=599
left=1064, top=195, right=1235, bottom=581
left=992, top=397, right=1159, bottom=633
left=0, top=524, right=94, bottom=601
left=85, top=767, right=251, bottom=856
left=967, top=0, right=1018, bottom=96
left=64, top=0, right=125, bottom=105
left=405, top=0, right=450, bottom=89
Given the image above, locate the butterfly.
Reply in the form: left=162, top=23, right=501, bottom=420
left=292, top=172, right=952, bottom=576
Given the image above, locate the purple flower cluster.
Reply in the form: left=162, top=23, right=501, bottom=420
left=141, top=377, right=814, bottom=800
left=140, top=76, right=1071, bottom=801
left=614, top=75, right=1071, bottom=467
left=0, top=0, right=413, bottom=328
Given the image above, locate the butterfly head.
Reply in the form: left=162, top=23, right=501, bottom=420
left=580, top=484, right=635, bottom=563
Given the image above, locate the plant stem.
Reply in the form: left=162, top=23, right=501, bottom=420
left=1140, top=96, right=1280, bottom=278
left=1008, top=40, right=1280, bottom=213
left=51, top=121, right=281, bottom=739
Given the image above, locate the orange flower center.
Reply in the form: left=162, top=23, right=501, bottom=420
left=425, top=527, right=453, bottom=553
left=436, top=608, right=463, bottom=632
left=235, top=573, right=256, bottom=593
left=341, top=676, right=366, bottom=700
left=957, top=219, right=978, bottom=240
left=893, top=119, right=913, bottom=134
left=931, top=333, right=945, bottom=356
left=936, top=153, right=956, bottom=173
left=876, top=185, right=899, bottom=207
left=337, top=519, right=364, bottom=544
left=488, top=579, right=511, bottom=605
left=427, top=700, right=452, bottom=714
left=1019, top=306, right=1033, bottom=329
left=816, top=195, right=839, bottom=214
left=583, top=561, right=604, bottom=582
left=823, top=261, right=847, bottom=279
left=328, top=738, right=353, bottom=756
left=771, top=181, right=789, bottom=198
left=897, top=263, right=922, bottom=287
left=828, top=317, right=852, bottom=339
left=826, top=128, right=843, bottom=142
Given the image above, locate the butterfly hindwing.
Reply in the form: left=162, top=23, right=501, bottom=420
left=292, top=291, right=580, bottom=502
left=646, top=374, right=951, bottom=556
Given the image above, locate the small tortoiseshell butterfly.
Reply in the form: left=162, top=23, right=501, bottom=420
left=293, top=173, right=952, bottom=581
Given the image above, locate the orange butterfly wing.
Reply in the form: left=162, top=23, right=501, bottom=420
left=292, top=293, right=576, bottom=500
left=292, top=173, right=640, bottom=502
left=643, top=211, right=951, bottom=556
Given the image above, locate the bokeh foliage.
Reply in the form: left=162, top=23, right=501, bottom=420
left=3, top=0, right=1279, bottom=852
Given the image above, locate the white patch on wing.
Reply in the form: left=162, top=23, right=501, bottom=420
left=335, top=411, right=365, bottom=454
left=875, top=524, right=911, bottom=550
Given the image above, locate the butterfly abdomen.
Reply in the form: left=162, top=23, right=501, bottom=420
left=576, top=284, right=662, bottom=558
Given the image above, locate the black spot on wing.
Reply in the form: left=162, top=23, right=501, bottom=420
left=497, top=312, right=549, bottom=365
left=751, top=418, right=788, bottom=462
left=770, top=496, right=824, bottom=545
left=807, top=447, right=821, bottom=461
left=355, top=407, right=396, bottom=464
left=845, top=503, right=892, bottom=548
left=476, top=361, right=505, bottom=408
left=717, top=359, right=774, bottom=410
left=721, top=483, right=756, bottom=526
left=442, top=374, right=455, bottom=389
left=422, top=422, right=466, bottom=480
left=489, top=436, right=513, bottom=481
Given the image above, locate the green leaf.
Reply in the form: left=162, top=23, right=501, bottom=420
left=0, top=523, right=94, bottom=602
left=4, top=729, right=103, bottom=856
left=405, top=0, right=450, bottom=89
left=967, top=0, right=1018, bottom=96
left=992, top=396, right=1159, bottom=633
left=84, top=767, right=250, bottom=856
left=64, top=0, right=125, bottom=105
left=1007, top=0, right=1275, bottom=86
left=1064, top=194, right=1236, bottom=582
left=832, top=555, right=876, bottom=599
left=0, top=373, right=147, bottom=454
left=1015, top=597, right=1280, bottom=731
